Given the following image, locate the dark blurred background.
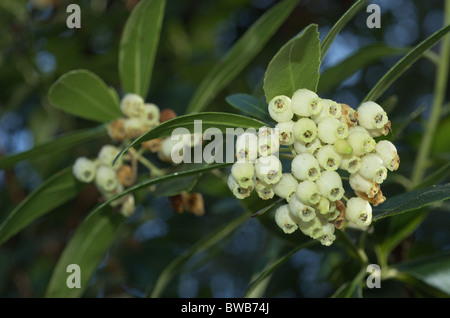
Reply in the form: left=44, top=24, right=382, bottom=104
left=0, top=0, right=449, bottom=297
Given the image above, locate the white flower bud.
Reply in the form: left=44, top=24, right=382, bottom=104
left=235, top=132, right=258, bottom=163
left=291, top=88, right=323, bottom=117
left=273, top=173, right=298, bottom=202
left=120, top=194, right=136, bottom=217
left=95, top=165, right=119, bottom=193
left=368, top=121, right=391, bottom=137
left=231, top=161, right=255, bottom=188
left=297, top=216, right=324, bottom=239
left=316, top=144, right=342, bottom=171
left=333, top=139, right=353, bottom=156
left=255, top=155, right=282, bottom=184
left=324, top=209, right=340, bottom=222
left=291, top=153, right=321, bottom=181
left=315, top=170, right=345, bottom=201
left=276, top=121, right=295, bottom=146
left=120, top=93, right=145, bottom=118
left=296, top=180, right=321, bottom=205
left=317, top=118, right=348, bottom=144
left=255, top=180, right=275, bottom=200
left=143, top=103, right=160, bottom=126
left=227, top=174, right=253, bottom=199
left=293, top=138, right=322, bottom=155
left=357, top=101, right=388, bottom=130
left=275, top=204, right=298, bottom=234
left=258, top=127, right=280, bottom=157
left=124, top=118, right=147, bottom=139
left=349, top=172, right=380, bottom=198
left=268, top=95, right=294, bottom=123
left=359, top=153, right=388, bottom=184
left=293, top=117, right=318, bottom=143
left=315, top=197, right=330, bottom=215
left=102, top=183, right=125, bottom=207
left=375, top=140, right=400, bottom=171
left=98, top=144, right=122, bottom=168
left=311, top=99, right=342, bottom=123
left=158, top=138, right=185, bottom=163
left=348, top=125, right=370, bottom=135
left=289, top=196, right=316, bottom=222
left=72, top=157, right=96, bottom=183
left=347, top=131, right=376, bottom=156
left=345, top=196, right=372, bottom=227
left=340, top=154, right=362, bottom=174
left=318, top=221, right=336, bottom=246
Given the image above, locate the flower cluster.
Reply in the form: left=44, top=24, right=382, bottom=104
left=228, top=88, right=399, bottom=246
left=73, top=93, right=205, bottom=217
left=72, top=144, right=136, bottom=217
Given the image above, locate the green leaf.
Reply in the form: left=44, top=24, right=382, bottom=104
left=331, top=268, right=365, bottom=298
left=394, top=251, right=450, bottom=296
left=263, top=24, right=321, bottom=102
left=0, top=126, right=107, bottom=170
left=225, top=94, right=272, bottom=123
left=148, top=212, right=250, bottom=298
left=363, top=23, right=450, bottom=102
left=243, top=240, right=317, bottom=297
left=320, top=0, right=368, bottom=60
left=48, top=70, right=121, bottom=122
left=114, top=112, right=266, bottom=165
left=0, top=168, right=86, bottom=245
left=186, top=0, right=299, bottom=113
left=152, top=175, right=200, bottom=197
left=45, top=205, right=124, bottom=298
left=318, top=44, right=405, bottom=94
left=46, top=161, right=231, bottom=298
left=118, top=0, right=166, bottom=99
left=372, top=183, right=450, bottom=221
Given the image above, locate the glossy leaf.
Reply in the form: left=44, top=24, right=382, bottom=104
left=363, top=24, right=450, bottom=102
left=186, top=0, right=299, bottom=113
left=263, top=24, right=321, bottom=102
left=244, top=239, right=317, bottom=297
left=45, top=205, right=124, bottom=298
left=148, top=211, right=250, bottom=298
left=331, top=268, right=365, bottom=298
left=0, top=126, right=107, bottom=170
left=45, top=161, right=231, bottom=297
left=118, top=0, right=166, bottom=99
left=320, top=0, right=368, bottom=60
left=114, top=112, right=266, bottom=164
left=318, top=44, right=405, bottom=94
left=48, top=70, right=121, bottom=122
left=0, top=168, right=86, bottom=245
left=394, top=251, right=450, bottom=295
left=372, top=183, right=450, bottom=221
left=225, top=94, right=272, bottom=123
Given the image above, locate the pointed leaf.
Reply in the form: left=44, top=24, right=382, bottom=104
left=225, top=94, right=272, bottom=123
left=363, top=24, right=450, bottom=102
left=318, top=44, right=405, bottom=94
left=373, top=183, right=450, bottom=221
left=263, top=24, right=321, bottom=102
left=118, top=0, right=166, bottom=99
left=186, top=0, right=299, bottom=113
left=45, top=205, right=124, bottom=298
left=48, top=70, right=121, bottom=122
left=0, top=126, right=107, bottom=170
left=395, top=251, right=450, bottom=295
left=45, top=161, right=231, bottom=297
left=0, top=168, right=86, bottom=245
left=320, top=0, right=368, bottom=60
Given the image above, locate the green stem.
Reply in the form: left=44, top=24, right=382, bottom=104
left=129, top=147, right=165, bottom=177
left=411, top=0, right=450, bottom=187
